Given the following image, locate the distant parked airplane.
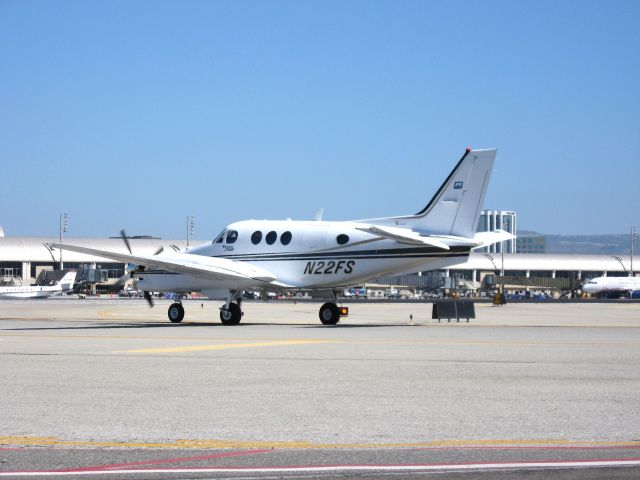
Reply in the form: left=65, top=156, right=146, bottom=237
left=54, top=147, right=511, bottom=325
left=0, top=271, right=77, bottom=299
left=582, top=276, right=640, bottom=297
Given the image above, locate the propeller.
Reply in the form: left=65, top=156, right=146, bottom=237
left=143, top=290, right=154, bottom=307
left=120, top=229, right=132, bottom=254
left=118, top=229, right=159, bottom=308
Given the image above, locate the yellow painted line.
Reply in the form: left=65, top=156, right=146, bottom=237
left=117, top=339, right=339, bottom=354
left=2, top=332, right=639, bottom=348
left=1, top=436, right=639, bottom=450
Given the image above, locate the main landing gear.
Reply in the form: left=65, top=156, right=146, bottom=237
left=167, top=302, right=185, bottom=323
left=220, top=291, right=244, bottom=326
left=318, top=290, right=348, bottom=325
left=164, top=291, right=347, bottom=326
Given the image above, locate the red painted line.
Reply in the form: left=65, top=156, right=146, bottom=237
left=55, top=449, right=273, bottom=472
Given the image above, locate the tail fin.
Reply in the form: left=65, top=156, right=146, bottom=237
left=57, top=271, right=77, bottom=291
left=369, top=148, right=497, bottom=238
left=57, top=271, right=77, bottom=284
left=413, top=148, right=496, bottom=237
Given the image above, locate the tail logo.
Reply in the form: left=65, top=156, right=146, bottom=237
left=454, top=181, right=464, bottom=190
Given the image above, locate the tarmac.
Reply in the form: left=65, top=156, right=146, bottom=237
left=0, top=298, right=639, bottom=479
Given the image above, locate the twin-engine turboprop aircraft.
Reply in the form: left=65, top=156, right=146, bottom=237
left=54, top=148, right=511, bottom=325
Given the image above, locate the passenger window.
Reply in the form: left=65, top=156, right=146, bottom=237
left=251, top=231, right=263, bottom=245
left=226, top=230, right=238, bottom=244
left=280, top=231, right=292, bottom=245
left=266, top=231, right=277, bottom=245
left=336, top=234, right=349, bottom=245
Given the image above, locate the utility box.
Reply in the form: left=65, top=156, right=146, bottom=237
left=432, top=300, right=476, bottom=322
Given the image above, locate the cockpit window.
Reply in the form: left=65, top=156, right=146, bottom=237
left=226, top=230, right=238, bottom=244
left=213, top=230, right=225, bottom=244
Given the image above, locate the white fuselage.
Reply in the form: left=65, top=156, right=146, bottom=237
left=0, top=284, right=68, bottom=299
left=0, top=272, right=77, bottom=299
left=135, top=219, right=472, bottom=294
left=582, top=276, right=640, bottom=294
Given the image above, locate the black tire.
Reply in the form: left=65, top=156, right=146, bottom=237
left=168, top=303, right=184, bottom=323
left=220, top=302, right=242, bottom=326
left=319, top=302, right=340, bottom=325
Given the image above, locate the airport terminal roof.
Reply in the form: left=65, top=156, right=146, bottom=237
left=455, top=253, right=637, bottom=273
left=0, top=237, right=190, bottom=262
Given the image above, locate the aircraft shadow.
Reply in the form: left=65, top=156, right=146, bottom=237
left=0, top=322, right=224, bottom=332
left=1, top=322, right=416, bottom=332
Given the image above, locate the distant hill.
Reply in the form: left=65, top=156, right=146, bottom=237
left=519, top=231, right=632, bottom=255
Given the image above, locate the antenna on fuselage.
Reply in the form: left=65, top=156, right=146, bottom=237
left=314, top=208, right=324, bottom=221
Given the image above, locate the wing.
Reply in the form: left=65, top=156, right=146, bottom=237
left=52, top=243, right=277, bottom=283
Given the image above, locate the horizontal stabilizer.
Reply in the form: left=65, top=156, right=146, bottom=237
left=355, top=225, right=451, bottom=250
left=472, top=230, right=515, bottom=249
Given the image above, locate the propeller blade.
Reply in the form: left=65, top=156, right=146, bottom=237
left=143, top=291, right=154, bottom=308
left=153, top=246, right=164, bottom=256
left=120, top=229, right=132, bottom=254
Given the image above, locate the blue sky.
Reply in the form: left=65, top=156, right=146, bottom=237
left=1, top=0, right=638, bottom=239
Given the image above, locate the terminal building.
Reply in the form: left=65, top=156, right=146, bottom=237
left=0, top=211, right=634, bottom=295
left=0, top=235, right=636, bottom=296
left=476, top=210, right=517, bottom=253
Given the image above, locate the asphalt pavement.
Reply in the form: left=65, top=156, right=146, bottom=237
left=1, top=298, right=639, bottom=479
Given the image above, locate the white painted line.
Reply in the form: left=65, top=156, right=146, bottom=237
left=2, top=459, right=640, bottom=476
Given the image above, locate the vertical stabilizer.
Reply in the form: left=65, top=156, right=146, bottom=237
left=365, top=148, right=497, bottom=238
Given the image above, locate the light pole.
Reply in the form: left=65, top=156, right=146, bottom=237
left=59, top=212, right=68, bottom=270
left=500, top=240, right=505, bottom=294
left=187, top=216, right=195, bottom=247
left=632, top=226, right=637, bottom=277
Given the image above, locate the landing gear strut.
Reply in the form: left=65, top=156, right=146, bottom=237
left=167, top=302, right=185, bottom=323
left=220, top=292, right=243, bottom=325
left=318, top=290, right=347, bottom=325
left=319, top=302, right=340, bottom=325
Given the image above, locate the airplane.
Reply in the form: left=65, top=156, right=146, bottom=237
left=0, top=271, right=77, bottom=299
left=581, top=276, right=640, bottom=297
left=53, top=147, right=512, bottom=325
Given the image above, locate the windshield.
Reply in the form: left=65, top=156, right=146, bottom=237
left=212, top=229, right=225, bottom=244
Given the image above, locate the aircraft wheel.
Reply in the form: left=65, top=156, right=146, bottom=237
left=220, top=302, right=242, bottom=326
left=319, top=302, right=340, bottom=325
left=168, top=303, right=185, bottom=323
